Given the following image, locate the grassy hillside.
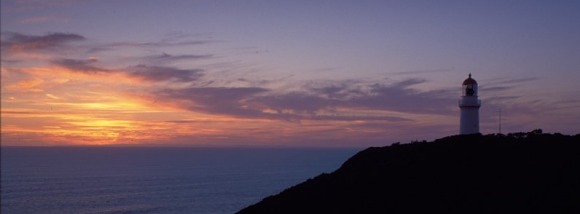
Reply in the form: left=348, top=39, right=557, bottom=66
left=238, top=131, right=580, bottom=214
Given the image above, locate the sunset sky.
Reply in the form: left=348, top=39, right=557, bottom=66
left=2, top=0, right=579, bottom=147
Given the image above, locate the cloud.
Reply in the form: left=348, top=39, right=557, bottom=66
left=390, top=68, right=454, bottom=75
left=273, top=78, right=454, bottom=115
left=302, top=114, right=412, bottom=122
left=1, top=110, right=45, bottom=115
left=127, top=65, right=204, bottom=83
left=87, top=40, right=211, bottom=53
left=255, top=92, right=336, bottom=113
left=479, top=76, right=540, bottom=108
left=1, top=32, right=85, bottom=53
left=154, top=78, right=456, bottom=122
left=51, top=58, right=109, bottom=73
left=50, top=57, right=204, bottom=83
left=496, top=77, right=539, bottom=85
left=479, top=86, right=512, bottom=92
left=45, top=93, right=61, bottom=99
left=346, top=83, right=455, bottom=114
left=0, top=32, right=459, bottom=129
left=306, top=80, right=368, bottom=100
left=141, top=52, right=213, bottom=63
left=156, top=86, right=269, bottom=118
left=2, top=33, right=455, bottom=124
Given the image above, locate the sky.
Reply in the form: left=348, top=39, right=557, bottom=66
left=1, top=0, right=579, bottom=147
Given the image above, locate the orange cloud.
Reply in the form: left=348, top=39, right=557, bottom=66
left=11, top=32, right=553, bottom=147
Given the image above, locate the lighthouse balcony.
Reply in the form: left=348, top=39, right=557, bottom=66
left=458, top=99, right=481, bottom=107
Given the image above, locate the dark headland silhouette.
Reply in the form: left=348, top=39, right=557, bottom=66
left=238, top=130, right=580, bottom=214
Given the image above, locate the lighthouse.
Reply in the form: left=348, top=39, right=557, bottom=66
left=459, top=73, right=481, bottom=135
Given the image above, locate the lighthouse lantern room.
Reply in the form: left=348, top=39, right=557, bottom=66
left=459, top=73, right=481, bottom=135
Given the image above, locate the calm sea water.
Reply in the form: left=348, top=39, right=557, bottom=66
left=1, top=147, right=358, bottom=214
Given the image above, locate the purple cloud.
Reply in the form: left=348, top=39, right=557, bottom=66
left=128, top=65, right=204, bottom=82
left=50, top=58, right=204, bottom=83
left=156, top=86, right=413, bottom=122
left=87, top=40, right=211, bottom=53
left=349, top=83, right=456, bottom=114
left=1, top=32, right=84, bottom=53
left=252, top=92, right=336, bottom=114
left=157, top=87, right=269, bottom=118
left=51, top=58, right=108, bottom=73
left=480, top=86, right=513, bottom=92
left=255, top=80, right=456, bottom=116
left=154, top=78, right=457, bottom=122
left=390, top=69, right=454, bottom=75
left=141, top=53, right=213, bottom=63
left=495, top=77, right=539, bottom=85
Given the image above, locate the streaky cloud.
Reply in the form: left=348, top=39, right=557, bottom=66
left=156, top=86, right=269, bottom=118
left=2, top=110, right=47, bottom=115
left=496, top=77, right=539, bottom=85
left=141, top=52, right=213, bottom=63
left=1, top=32, right=85, bottom=53
left=484, top=77, right=539, bottom=90
left=304, top=115, right=413, bottom=122
left=154, top=78, right=456, bottom=122
left=305, top=80, right=367, bottom=100
left=50, top=58, right=205, bottom=83
left=390, top=78, right=427, bottom=88
left=128, top=65, right=204, bottom=83
left=108, top=40, right=208, bottom=48
left=51, top=58, right=109, bottom=73
left=252, top=91, right=336, bottom=113
left=390, top=69, right=453, bottom=75
left=355, top=83, right=455, bottom=114
left=87, top=39, right=211, bottom=53
left=480, top=86, right=513, bottom=92
left=485, top=96, right=521, bottom=102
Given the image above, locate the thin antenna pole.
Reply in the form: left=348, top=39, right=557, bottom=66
left=498, top=108, right=502, bottom=134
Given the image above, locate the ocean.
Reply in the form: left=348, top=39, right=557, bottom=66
left=1, top=147, right=358, bottom=214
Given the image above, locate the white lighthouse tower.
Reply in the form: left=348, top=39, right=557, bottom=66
left=459, top=73, right=481, bottom=135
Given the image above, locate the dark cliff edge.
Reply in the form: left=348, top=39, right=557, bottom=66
left=238, top=131, right=580, bottom=214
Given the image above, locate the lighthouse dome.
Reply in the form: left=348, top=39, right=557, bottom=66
left=462, top=73, right=477, bottom=85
